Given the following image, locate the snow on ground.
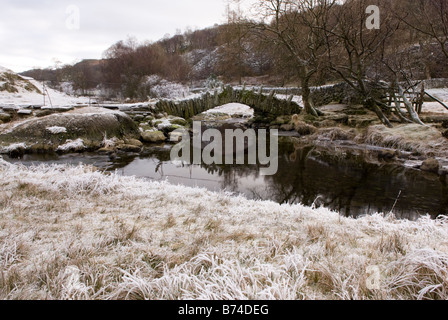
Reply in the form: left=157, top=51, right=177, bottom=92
left=275, top=94, right=304, bottom=107
left=0, top=66, right=14, bottom=74
left=0, top=143, right=26, bottom=154
left=2, top=77, right=90, bottom=106
left=152, top=118, right=176, bottom=130
left=426, top=88, right=448, bottom=102
left=55, top=139, right=85, bottom=153
left=423, top=102, right=448, bottom=114
left=424, top=88, right=448, bottom=114
left=0, top=159, right=447, bottom=300
left=203, top=103, right=255, bottom=118
left=0, top=85, right=88, bottom=107
left=0, top=66, right=89, bottom=107
left=67, top=106, right=124, bottom=115
left=46, top=126, right=67, bottom=134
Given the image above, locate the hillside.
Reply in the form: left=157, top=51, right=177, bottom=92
left=0, top=66, right=89, bottom=106
left=0, top=66, right=42, bottom=95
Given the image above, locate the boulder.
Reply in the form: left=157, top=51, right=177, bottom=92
left=323, top=113, right=349, bottom=124
left=421, top=158, right=440, bottom=174
left=443, top=129, right=448, bottom=139
left=98, top=147, right=116, bottom=155
left=1, top=105, right=18, bottom=112
left=29, top=143, right=56, bottom=154
left=348, top=116, right=377, bottom=128
left=0, top=108, right=140, bottom=155
left=2, top=143, right=26, bottom=158
left=169, top=131, right=186, bottom=143
left=17, top=109, right=33, bottom=116
left=41, top=106, right=74, bottom=113
left=141, top=131, right=167, bottom=143
left=280, top=124, right=294, bottom=132
left=439, top=168, right=448, bottom=177
left=0, top=113, right=11, bottom=123
left=442, top=120, right=448, bottom=129
left=124, top=138, right=143, bottom=148
left=35, top=109, right=55, bottom=118
left=294, top=121, right=317, bottom=136
left=0, top=109, right=140, bottom=144
left=159, top=124, right=183, bottom=134
left=170, top=118, right=188, bottom=126
left=56, top=139, right=86, bottom=154
left=132, top=115, right=145, bottom=122
left=271, top=116, right=291, bottom=126
left=378, top=149, right=398, bottom=161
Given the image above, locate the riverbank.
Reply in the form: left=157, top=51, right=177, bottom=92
left=1, top=158, right=447, bottom=300
left=2, top=103, right=448, bottom=175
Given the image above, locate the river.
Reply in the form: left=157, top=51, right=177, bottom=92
left=4, top=136, right=447, bottom=220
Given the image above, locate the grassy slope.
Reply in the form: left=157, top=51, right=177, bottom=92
left=0, top=159, right=447, bottom=300
left=0, top=71, right=41, bottom=94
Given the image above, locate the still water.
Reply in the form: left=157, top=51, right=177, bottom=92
left=4, top=137, right=447, bottom=220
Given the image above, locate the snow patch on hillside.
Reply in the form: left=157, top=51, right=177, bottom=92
left=0, top=65, right=89, bottom=107
left=46, top=126, right=67, bottom=134
left=0, top=66, right=14, bottom=73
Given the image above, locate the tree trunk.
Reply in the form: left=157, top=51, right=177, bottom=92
left=392, top=93, right=413, bottom=123
left=302, top=83, right=318, bottom=117
left=367, top=98, right=393, bottom=128
left=396, top=82, right=425, bottom=125
left=300, top=69, right=320, bottom=117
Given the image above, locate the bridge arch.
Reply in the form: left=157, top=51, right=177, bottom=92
left=153, top=86, right=303, bottom=120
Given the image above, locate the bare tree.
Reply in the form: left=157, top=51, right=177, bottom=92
left=324, top=0, right=429, bottom=126
left=101, top=37, right=190, bottom=99
left=250, top=0, right=336, bottom=116
left=217, top=0, right=251, bottom=84
left=397, top=0, right=448, bottom=60
left=323, top=0, right=406, bottom=127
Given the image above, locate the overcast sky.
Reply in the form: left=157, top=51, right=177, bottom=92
left=0, top=0, right=236, bottom=73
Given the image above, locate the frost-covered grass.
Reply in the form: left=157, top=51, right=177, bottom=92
left=0, top=158, right=447, bottom=300
left=361, top=124, right=448, bottom=156
left=150, top=81, right=190, bottom=100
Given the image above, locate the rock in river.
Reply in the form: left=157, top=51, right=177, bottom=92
left=421, top=158, right=440, bottom=174
left=141, top=131, right=167, bottom=143
left=0, top=107, right=140, bottom=154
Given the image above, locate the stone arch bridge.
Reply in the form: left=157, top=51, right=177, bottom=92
left=152, top=86, right=303, bottom=120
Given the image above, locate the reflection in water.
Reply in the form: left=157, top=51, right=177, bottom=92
left=5, top=137, right=447, bottom=220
